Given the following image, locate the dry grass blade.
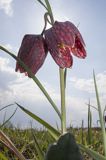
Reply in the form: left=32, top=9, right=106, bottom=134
left=0, top=130, right=26, bottom=160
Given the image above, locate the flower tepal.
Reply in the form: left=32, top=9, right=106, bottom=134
left=44, top=21, right=86, bottom=68
left=15, top=34, right=48, bottom=77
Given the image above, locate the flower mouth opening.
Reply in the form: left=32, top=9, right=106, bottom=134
left=58, top=43, right=71, bottom=55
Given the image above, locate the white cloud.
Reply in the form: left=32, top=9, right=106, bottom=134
left=70, top=71, right=106, bottom=94
left=0, top=56, right=13, bottom=73
left=0, top=0, right=13, bottom=16
left=0, top=57, right=59, bottom=106
left=0, top=57, right=17, bottom=105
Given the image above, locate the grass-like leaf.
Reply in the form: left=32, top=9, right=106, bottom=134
left=87, top=100, right=92, bottom=145
left=16, top=102, right=60, bottom=140
left=0, top=108, right=17, bottom=128
left=0, top=104, right=14, bottom=112
left=80, top=144, right=106, bottom=160
left=93, top=71, right=106, bottom=156
left=81, top=119, right=84, bottom=145
left=85, top=103, right=98, bottom=111
left=31, top=129, right=44, bottom=160
left=36, top=0, right=48, bottom=10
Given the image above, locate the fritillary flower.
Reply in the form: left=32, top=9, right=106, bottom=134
left=15, top=34, right=48, bottom=77
left=44, top=21, right=86, bottom=68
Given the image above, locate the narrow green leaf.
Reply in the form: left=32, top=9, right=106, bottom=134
left=87, top=100, right=92, bottom=145
left=80, top=144, right=106, bottom=160
left=0, top=104, right=14, bottom=112
left=81, top=120, right=84, bottom=145
left=36, top=0, right=48, bottom=10
left=0, top=46, right=61, bottom=119
left=16, top=103, right=60, bottom=140
left=0, top=108, right=17, bottom=128
left=93, top=71, right=106, bottom=156
left=32, top=129, right=44, bottom=160
left=85, top=103, right=98, bottom=111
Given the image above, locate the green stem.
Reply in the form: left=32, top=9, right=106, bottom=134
left=0, top=46, right=61, bottom=119
left=59, top=68, right=66, bottom=133
left=41, top=12, right=49, bottom=35
left=44, top=0, right=54, bottom=25
left=44, top=1, right=67, bottom=134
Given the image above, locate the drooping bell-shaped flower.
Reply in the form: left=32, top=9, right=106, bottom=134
left=44, top=21, right=86, bottom=68
left=15, top=34, right=48, bottom=77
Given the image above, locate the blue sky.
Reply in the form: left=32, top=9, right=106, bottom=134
left=0, top=0, right=106, bottom=128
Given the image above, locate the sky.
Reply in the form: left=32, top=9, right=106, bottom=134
left=0, top=0, right=106, bottom=129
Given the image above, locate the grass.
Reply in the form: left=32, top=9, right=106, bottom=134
left=0, top=126, right=54, bottom=160
left=0, top=125, right=105, bottom=160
